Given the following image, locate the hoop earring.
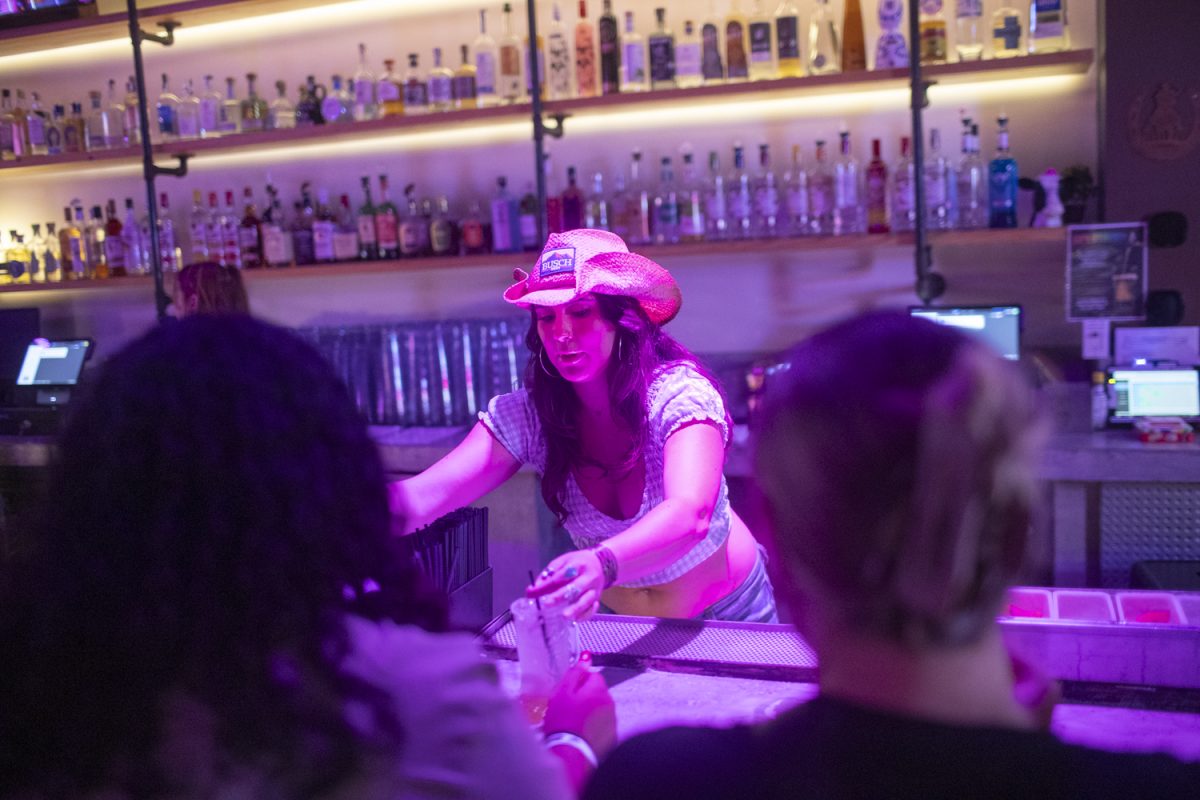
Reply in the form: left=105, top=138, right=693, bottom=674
left=539, top=348, right=557, bottom=376
left=617, top=336, right=624, bottom=362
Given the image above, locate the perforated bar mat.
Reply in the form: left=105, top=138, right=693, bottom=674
left=481, top=613, right=819, bottom=683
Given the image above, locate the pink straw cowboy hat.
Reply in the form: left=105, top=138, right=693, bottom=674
left=503, top=229, right=683, bottom=325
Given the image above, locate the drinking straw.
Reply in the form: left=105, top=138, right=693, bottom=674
left=528, top=569, right=556, bottom=673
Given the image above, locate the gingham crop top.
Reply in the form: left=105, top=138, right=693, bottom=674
left=478, top=362, right=732, bottom=588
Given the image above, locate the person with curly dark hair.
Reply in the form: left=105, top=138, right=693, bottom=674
left=0, top=315, right=582, bottom=799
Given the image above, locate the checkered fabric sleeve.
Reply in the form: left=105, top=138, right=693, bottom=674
left=478, top=388, right=545, bottom=471
left=648, top=362, right=731, bottom=447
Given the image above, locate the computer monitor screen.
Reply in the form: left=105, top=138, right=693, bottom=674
left=1109, top=369, right=1200, bottom=420
left=909, top=305, right=1022, bottom=360
left=16, top=340, right=91, bottom=386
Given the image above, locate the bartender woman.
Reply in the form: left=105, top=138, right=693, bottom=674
left=390, top=229, right=776, bottom=623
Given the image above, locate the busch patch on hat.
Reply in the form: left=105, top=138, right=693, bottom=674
left=539, top=247, right=577, bottom=277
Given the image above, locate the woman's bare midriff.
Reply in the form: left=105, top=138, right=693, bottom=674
left=600, top=509, right=760, bottom=619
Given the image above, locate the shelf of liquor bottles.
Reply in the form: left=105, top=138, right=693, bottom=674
left=0, top=227, right=1067, bottom=295
left=0, top=0, right=341, bottom=58
left=0, top=48, right=1093, bottom=180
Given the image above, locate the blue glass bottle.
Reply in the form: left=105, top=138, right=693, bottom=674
left=988, top=115, right=1018, bottom=229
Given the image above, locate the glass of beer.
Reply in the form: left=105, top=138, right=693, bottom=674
left=510, top=596, right=581, bottom=725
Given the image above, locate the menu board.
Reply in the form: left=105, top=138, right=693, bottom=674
left=1066, top=223, right=1148, bottom=321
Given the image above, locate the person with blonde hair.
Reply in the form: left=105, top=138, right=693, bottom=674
left=584, top=311, right=1200, bottom=799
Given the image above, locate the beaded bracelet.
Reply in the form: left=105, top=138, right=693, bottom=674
left=544, top=731, right=599, bottom=769
left=592, top=545, right=619, bottom=589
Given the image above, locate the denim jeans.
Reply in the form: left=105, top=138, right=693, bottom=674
left=697, top=546, right=779, bottom=623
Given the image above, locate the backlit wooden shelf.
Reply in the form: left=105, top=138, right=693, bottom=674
left=0, top=145, right=143, bottom=177
left=0, top=228, right=1066, bottom=295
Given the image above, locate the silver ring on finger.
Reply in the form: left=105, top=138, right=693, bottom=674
left=564, top=565, right=580, bottom=580
left=565, top=584, right=580, bottom=603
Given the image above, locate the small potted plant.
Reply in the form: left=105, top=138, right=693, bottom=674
left=1059, top=165, right=1096, bottom=225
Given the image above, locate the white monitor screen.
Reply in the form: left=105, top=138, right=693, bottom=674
left=909, top=306, right=1022, bottom=360
left=16, top=340, right=90, bottom=386
left=1109, top=369, right=1200, bottom=419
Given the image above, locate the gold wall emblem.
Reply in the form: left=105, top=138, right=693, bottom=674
left=1128, top=83, right=1200, bottom=161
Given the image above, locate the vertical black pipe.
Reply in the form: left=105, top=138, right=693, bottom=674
left=526, top=0, right=547, bottom=245
left=907, top=0, right=931, bottom=304
left=125, top=0, right=170, bottom=320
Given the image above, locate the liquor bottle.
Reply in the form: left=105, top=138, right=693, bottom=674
left=204, top=191, right=224, bottom=265
left=891, top=135, right=915, bottom=232
left=499, top=2, right=523, bottom=104
left=241, top=73, right=268, bottom=132
left=585, top=171, right=610, bottom=230
left=518, top=183, right=540, bottom=249
left=490, top=176, right=520, bottom=253
left=332, top=195, right=360, bottom=262
left=652, top=157, right=680, bottom=244
left=84, top=205, right=107, bottom=279
left=956, top=121, right=987, bottom=229
left=461, top=201, right=489, bottom=255
left=808, top=0, right=842, bottom=75
left=924, top=127, right=953, bottom=229
left=598, top=0, right=620, bottom=95
left=221, top=190, right=242, bottom=268
left=748, top=0, right=775, bottom=80
left=355, top=176, right=379, bottom=260
left=123, top=78, right=141, bottom=145
left=725, top=1, right=749, bottom=81
left=988, top=115, right=1018, bottom=229
left=842, top=0, right=867, bottom=71
left=296, top=76, right=325, bottom=126
left=176, top=81, right=201, bottom=140
left=28, top=224, right=45, bottom=283
left=834, top=130, right=862, bottom=234
left=547, top=3, right=572, bottom=100
left=575, top=1, right=598, bottom=98
left=1029, top=0, right=1068, bottom=53
left=64, top=102, right=86, bottom=153
left=291, top=185, right=316, bottom=266
left=430, top=196, right=457, bottom=256
left=753, top=143, right=781, bottom=238
left=621, top=11, right=648, bottom=92
left=8, top=89, right=28, bottom=158
left=647, top=7, right=677, bottom=91
left=60, top=206, right=87, bottom=280
left=676, top=20, right=703, bottom=88
left=4, top=233, right=30, bottom=285
left=475, top=9, right=500, bottom=107
left=0, top=90, right=14, bottom=160
left=628, top=149, right=653, bottom=244
left=562, top=166, right=585, bottom=230
left=677, top=150, right=706, bottom=242
left=726, top=144, right=753, bottom=239
left=808, top=139, right=835, bottom=234
left=200, top=75, right=222, bottom=137
left=188, top=190, right=210, bottom=264
left=86, top=90, right=108, bottom=149
left=700, top=2, right=725, bottom=83
left=428, top=47, right=454, bottom=112
left=220, top=76, right=241, bottom=134
left=375, top=174, right=401, bottom=259
left=353, top=42, right=377, bottom=121
left=41, top=222, right=62, bottom=283
left=121, top=197, right=147, bottom=274
left=454, top=44, right=479, bottom=110
left=45, top=104, right=64, bottom=156
left=103, top=199, right=126, bottom=277
left=239, top=186, right=263, bottom=268
left=24, top=90, right=49, bottom=156
left=155, top=73, right=180, bottom=141
left=775, top=1, right=802, bottom=77
left=156, top=191, right=182, bottom=273
left=324, top=75, right=355, bottom=122
left=544, top=152, right=565, bottom=234
left=875, top=0, right=910, bottom=68
left=919, top=0, right=948, bottom=64
left=261, top=184, right=292, bottom=267
left=524, top=8, right=547, bottom=100
left=955, top=0, right=984, bottom=60
left=865, top=138, right=889, bottom=233
left=269, top=80, right=297, bottom=129
left=378, top=60, right=404, bottom=117
left=783, top=144, right=810, bottom=236
left=313, top=189, right=338, bottom=262
left=399, top=56, right=429, bottom=115
left=399, top=185, right=430, bottom=257
left=705, top=150, right=730, bottom=240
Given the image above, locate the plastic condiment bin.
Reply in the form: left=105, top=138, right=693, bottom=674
left=1177, top=594, right=1200, bottom=627
left=1115, top=592, right=1185, bottom=625
left=1053, top=590, right=1116, bottom=623
left=1006, top=587, right=1054, bottom=619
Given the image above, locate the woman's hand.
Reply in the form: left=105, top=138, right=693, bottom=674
left=544, top=652, right=617, bottom=756
left=529, top=549, right=604, bottom=621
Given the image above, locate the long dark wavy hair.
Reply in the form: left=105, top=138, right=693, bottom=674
left=0, top=315, right=447, bottom=798
left=524, top=293, right=731, bottom=524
